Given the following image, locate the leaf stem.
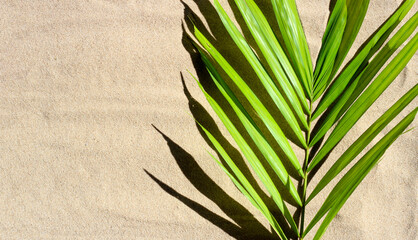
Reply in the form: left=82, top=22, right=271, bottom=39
left=300, top=101, right=312, bottom=239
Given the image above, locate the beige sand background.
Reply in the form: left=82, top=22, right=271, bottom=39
left=0, top=0, right=416, bottom=239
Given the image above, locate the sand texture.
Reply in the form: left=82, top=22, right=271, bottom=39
left=0, top=0, right=417, bottom=239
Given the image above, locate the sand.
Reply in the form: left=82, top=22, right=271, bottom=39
left=0, top=0, right=416, bottom=239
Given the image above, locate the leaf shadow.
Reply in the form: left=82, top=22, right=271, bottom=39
left=146, top=126, right=279, bottom=239
left=145, top=170, right=244, bottom=238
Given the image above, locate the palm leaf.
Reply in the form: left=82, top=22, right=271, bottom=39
left=184, top=0, right=417, bottom=239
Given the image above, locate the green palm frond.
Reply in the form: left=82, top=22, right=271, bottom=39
left=186, top=0, right=417, bottom=239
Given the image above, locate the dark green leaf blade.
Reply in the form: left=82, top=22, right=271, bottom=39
left=271, top=0, right=313, bottom=97
left=312, top=0, right=415, bottom=120
left=313, top=0, right=347, bottom=100
left=307, top=84, right=418, bottom=203
left=308, top=31, right=418, bottom=171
